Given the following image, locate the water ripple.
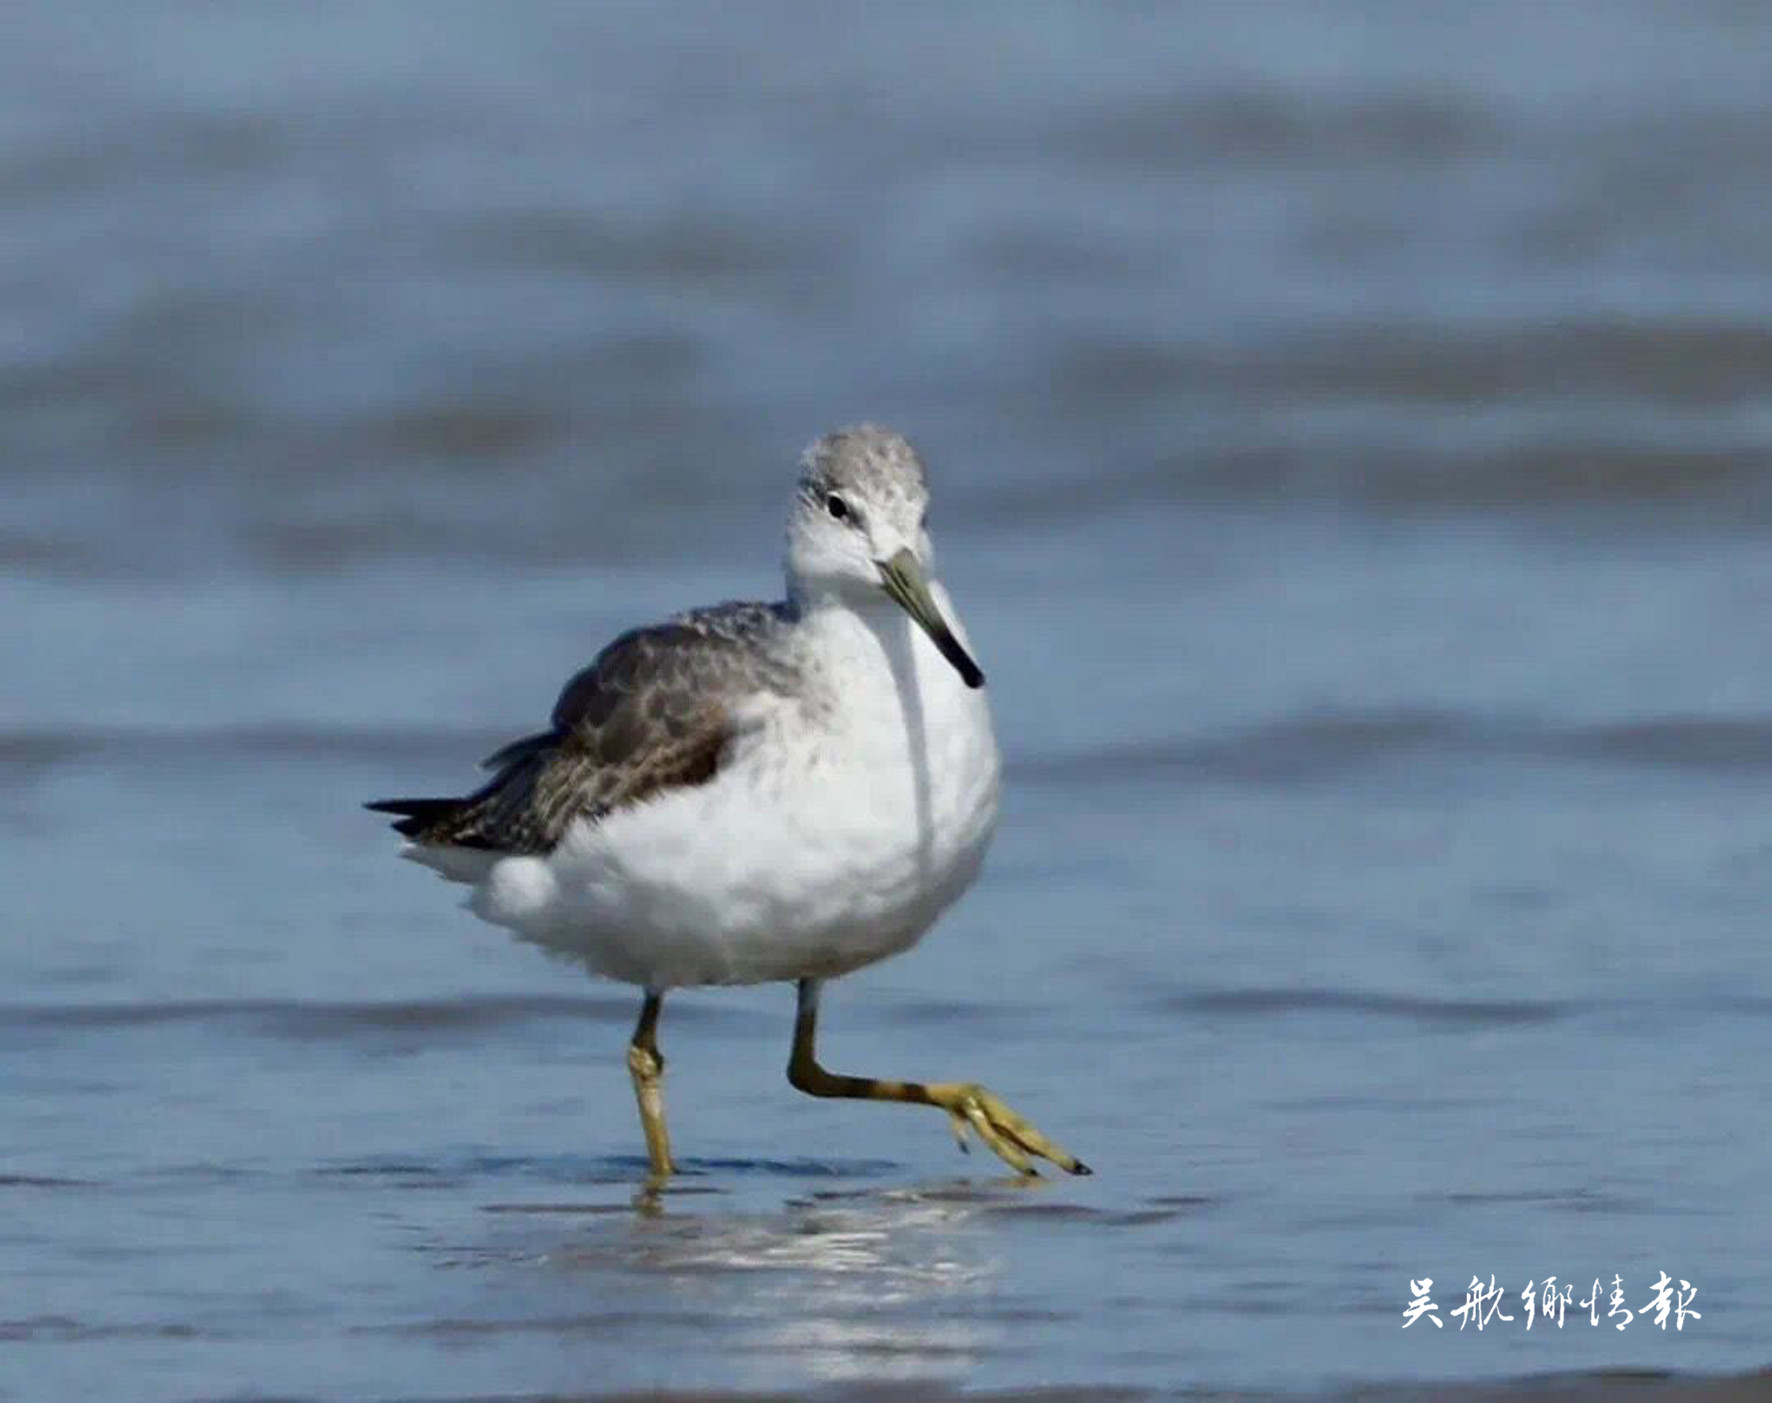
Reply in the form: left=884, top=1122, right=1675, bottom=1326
left=12, top=711, right=1772, bottom=784
left=1025, top=710, right=1772, bottom=786
left=1156, top=987, right=1571, bottom=1027
left=0, top=994, right=665, bottom=1036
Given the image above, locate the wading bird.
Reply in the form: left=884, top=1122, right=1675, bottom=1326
left=369, top=427, right=1087, bottom=1179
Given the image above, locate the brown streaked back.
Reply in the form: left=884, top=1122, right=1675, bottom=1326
left=367, top=601, right=799, bottom=855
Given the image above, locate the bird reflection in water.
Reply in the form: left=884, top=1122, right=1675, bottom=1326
left=543, top=1177, right=1047, bottom=1384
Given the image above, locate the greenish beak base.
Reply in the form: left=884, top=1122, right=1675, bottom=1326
left=877, top=549, right=986, bottom=689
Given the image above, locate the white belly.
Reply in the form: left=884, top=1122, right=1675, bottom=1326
left=467, top=599, right=1001, bottom=989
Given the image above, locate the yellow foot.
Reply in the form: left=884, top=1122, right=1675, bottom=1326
left=626, top=1043, right=675, bottom=1179
left=927, top=1082, right=1091, bottom=1177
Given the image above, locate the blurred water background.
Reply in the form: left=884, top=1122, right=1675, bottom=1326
left=4, top=4, right=1771, bottom=1399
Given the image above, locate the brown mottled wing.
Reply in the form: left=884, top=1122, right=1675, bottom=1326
left=369, top=604, right=789, bottom=854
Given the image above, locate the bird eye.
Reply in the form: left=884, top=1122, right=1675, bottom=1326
left=825, top=493, right=850, bottom=521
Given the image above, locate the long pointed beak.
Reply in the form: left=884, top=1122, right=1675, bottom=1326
left=877, top=549, right=985, bottom=689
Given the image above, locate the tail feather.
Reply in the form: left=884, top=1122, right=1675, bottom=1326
left=364, top=796, right=465, bottom=841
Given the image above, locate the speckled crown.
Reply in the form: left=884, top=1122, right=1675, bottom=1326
left=799, top=424, right=928, bottom=499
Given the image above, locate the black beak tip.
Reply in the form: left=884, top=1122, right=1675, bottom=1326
left=929, top=626, right=986, bottom=689
left=941, top=641, right=985, bottom=689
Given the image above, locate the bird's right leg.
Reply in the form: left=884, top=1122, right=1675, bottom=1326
left=786, top=978, right=1089, bottom=1177
left=627, top=990, right=675, bottom=1178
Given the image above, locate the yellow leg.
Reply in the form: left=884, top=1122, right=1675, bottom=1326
left=627, top=991, right=675, bottom=1179
left=786, top=978, right=1090, bottom=1178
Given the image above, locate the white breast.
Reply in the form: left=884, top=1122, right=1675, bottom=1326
left=471, top=589, right=1001, bottom=989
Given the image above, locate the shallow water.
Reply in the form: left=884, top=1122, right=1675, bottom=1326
left=4, top=4, right=1771, bottom=1399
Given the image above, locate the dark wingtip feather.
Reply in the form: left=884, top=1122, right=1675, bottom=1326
left=365, top=796, right=461, bottom=839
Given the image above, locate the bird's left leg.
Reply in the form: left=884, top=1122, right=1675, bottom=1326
left=786, top=978, right=1090, bottom=1177
left=627, top=990, right=675, bottom=1178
